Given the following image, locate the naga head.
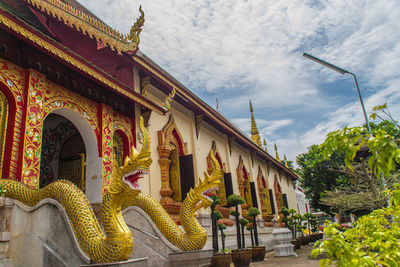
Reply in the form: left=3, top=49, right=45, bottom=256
left=191, top=152, right=222, bottom=212
left=109, top=116, right=152, bottom=195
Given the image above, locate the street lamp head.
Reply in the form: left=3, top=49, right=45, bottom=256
left=302, top=52, right=372, bottom=135
left=303, top=52, right=349, bottom=75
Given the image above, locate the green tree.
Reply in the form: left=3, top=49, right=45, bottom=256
left=297, top=119, right=400, bottom=215
left=297, top=145, right=346, bottom=213
left=227, top=194, right=245, bottom=249
left=311, top=105, right=400, bottom=265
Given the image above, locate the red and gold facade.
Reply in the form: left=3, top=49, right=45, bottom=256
left=0, top=58, right=137, bottom=193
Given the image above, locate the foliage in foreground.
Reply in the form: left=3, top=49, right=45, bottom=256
left=311, top=104, right=400, bottom=266
left=297, top=104, right=400, bottom=215
left=312, top=185, right=400, bottom=266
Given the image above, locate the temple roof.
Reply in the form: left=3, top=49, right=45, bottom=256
left=25, top=0, right=143, bottom=54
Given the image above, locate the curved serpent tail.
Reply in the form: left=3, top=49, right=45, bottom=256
left=125, top=192, right=206, bottom=251
left=0, top=179, right=129, bottom=263
left=124, top=151, right=222, bottom=251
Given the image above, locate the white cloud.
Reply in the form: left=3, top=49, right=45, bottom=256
left=78, top=0, right=400, bottom=165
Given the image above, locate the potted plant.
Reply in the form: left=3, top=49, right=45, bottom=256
left=210, top=195, right=220, bottom=253
left=246, top=225, right=254, bottom=247
left=210, top=196, right=231, bottom=267
left=239, top=218, right=249, bottom=248
left=247, top=207, right=265, bottom=261
left=227, top=194, right=252, bottom=267
left=218, top=222, right=228, bottom=252
left=304, top=213, right=319, bottom=242
left=283, top=208, right=301, bottom=250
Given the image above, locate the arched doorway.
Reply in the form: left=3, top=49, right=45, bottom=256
left=237, top=156, right=253, bottom=217
left=274, top=175, right=285, bottom=213
left=39, top=113, right=86, bottom=191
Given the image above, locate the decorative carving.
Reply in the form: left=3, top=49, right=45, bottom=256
left=128, top=5, right=145, bottom=48
left=274, top=175, right=285, bottom=214
left=163, top=86, right=176, bottom=111
left=22, top=70, right=46, bottom=188
left=249, top=100, right=262, bottom=146
left=236, top=156, right=253, bottom=217
left=195, top=114, right=203, bottom=139
left=250, top=151, right=256, bottom=167
left=256, top=167, right=274, bottom=224
left=0, top=90, right=8, bottom=175
left=207, top=141, right=226, bottom=206
left=274, top=143, right=280, bottom=161
left=140, top=76, right=151, bottom=97
left=0, top=117, right=154, bottom=262
left=21, top=68, right=101, bottom=189
left=228, top=136, right=235, bottom=156
left=113, top=132, right=124, bottom=167
left=0, top=59, right=26, bottom=179
left=26, top=0, right=143, bottom=54
left=157, top=115, right=187, bottom=214
left=101, top=104, right=113, bottom=193
left=0, top=14, right=162, bottom=114
left=263, top=138, right=267, bottom=152
left=170, top=148, right=181, bottom=202
left=141, top=109, right=152, bottom=127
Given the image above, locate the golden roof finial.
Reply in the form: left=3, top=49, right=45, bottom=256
left=250, top=100, right=262, bottom=146
left=284, top=154, right=288, bottom=168
left=274, top=143, right=280, bottom=161
left=128, top=6, right=145, bottom=45
left=263, top=138, right=267, bottom=152
left=163, top=87, right=176, bottom=111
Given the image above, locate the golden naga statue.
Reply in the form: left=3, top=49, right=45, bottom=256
left=128, top=5, right=145, bottom=46
left=0, top=117, right=222, bottom=263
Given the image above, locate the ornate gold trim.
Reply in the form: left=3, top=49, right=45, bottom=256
left=140, top=76, right=151, bottom=97
left=207, top=141, right=227, bottom=206
left=195, top=114, right=203, bottom=140
left=163, top=86, right=176, bottom=111
left=256, top=167, right=273, bottom=221
left=228, top=136, right=235, bottom=156
left=0, top=13, right=163, bottom=114
left=236, top=156, right=253, bottom=215
left=26, top=0, right=143, bottom=54
left=157, top=115, right=187, bottom=205
left=0, top=90, right=8, bottom=174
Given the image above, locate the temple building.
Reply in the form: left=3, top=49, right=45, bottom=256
left=0, top=0, right=299, bottom=265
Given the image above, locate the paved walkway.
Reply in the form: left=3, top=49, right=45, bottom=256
left=250, top=244, right=321, bottom=267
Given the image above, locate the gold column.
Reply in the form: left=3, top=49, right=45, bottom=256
left=157, top=144, right=174, bottom=205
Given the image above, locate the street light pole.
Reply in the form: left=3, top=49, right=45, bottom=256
left=303, top=52, right=372, bottom=135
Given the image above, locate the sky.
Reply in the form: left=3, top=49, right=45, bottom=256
left=79, top=0, right=400, bottom=165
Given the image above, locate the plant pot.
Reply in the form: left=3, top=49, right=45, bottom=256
left=231, top=248, right=252, bottom=267
left=210, top=253, right=231, bottom=267
left=317, top=233, right=324, bottom=240
left=309, top=234, right=317, bottom=242
left=301, top=235, right=310, bottom=245
left=290, top=239, right=301, bottom=250
left=251, top=245, right=266, bottom=261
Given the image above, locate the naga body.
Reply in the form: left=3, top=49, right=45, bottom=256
left=0, top=117, right=222, bottom=263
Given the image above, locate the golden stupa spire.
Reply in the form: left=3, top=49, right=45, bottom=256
left=274, top=143, right=280, bottom=161
left=250, top=100, right=262, bottom=146
left=284, top=154, right=288, bottom=168
left=263, top=138, right=267, bottom=152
